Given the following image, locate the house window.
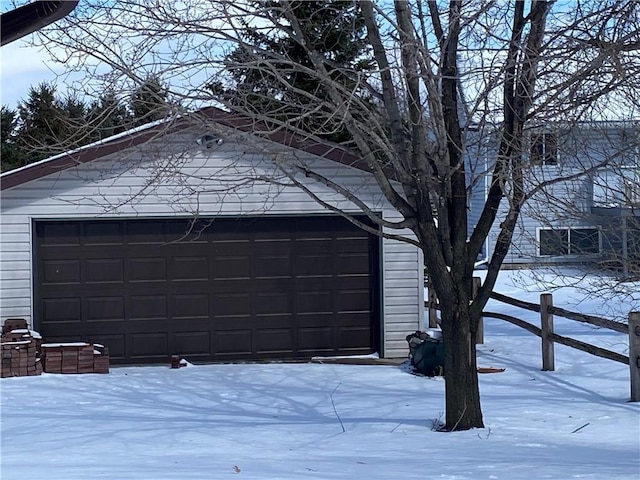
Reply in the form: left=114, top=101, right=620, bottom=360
left=538, top=228, right=599, bottom=256
left=531, top=133, right=558, bottom=165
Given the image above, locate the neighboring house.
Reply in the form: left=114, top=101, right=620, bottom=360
left=488, top=121, right=639, bottom=274
left=0, top=109, right=423, bottom=364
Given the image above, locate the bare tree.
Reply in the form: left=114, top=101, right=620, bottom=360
left=33, top=0, right=640, bottom=430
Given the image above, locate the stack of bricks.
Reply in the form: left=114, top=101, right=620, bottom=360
left=0, top=318, right=43, bottom=378
left=41, top=343, right=109, bottom=374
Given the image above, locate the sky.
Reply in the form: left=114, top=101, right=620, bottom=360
left=0, top=36, right=63, bottom=108
left=1, top=268, right=639, bottom=480
left=0, top=0, right=69, bottom=109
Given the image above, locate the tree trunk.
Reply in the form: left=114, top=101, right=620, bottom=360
left=440, top=301, right=484, bottom=431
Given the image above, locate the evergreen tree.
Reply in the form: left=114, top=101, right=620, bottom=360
left=1, top=106, right=27, bottom=172
left=130, top=76, right=170, bottom=126
left=58, top=95, right=91, bottom=146
left=16, top=82, right=68, bottom=163
left=216, top=0, right=373, bottom=143
left=87, top=90, right=130, bottom=140
left=5, top=82, right=132, bottom=171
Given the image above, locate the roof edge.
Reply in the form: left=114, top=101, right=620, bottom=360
left=1, top=107, right=371, bottom=191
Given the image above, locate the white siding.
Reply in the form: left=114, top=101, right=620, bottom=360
left=0, top=136, right=421, bottom=358
left=489, top=166, right=601, bottom=265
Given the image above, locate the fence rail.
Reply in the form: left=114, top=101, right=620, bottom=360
left=425, top=278, right=640, bottom=401
left=489, top=291, right=628, bottom=333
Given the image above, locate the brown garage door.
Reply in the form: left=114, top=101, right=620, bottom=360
left=34, top=216, right=380, bottom=364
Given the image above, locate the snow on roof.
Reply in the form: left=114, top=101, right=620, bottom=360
left=0, top=117, right=171, bottom=179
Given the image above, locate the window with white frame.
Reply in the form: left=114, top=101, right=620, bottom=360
left=531, top=132, right=558, bottom=165
left=538, top=228, right=600, bottom=256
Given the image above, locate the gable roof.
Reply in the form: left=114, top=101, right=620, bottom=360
left=0, top=107, right=370, bottom=191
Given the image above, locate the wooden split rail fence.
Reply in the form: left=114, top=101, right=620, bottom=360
left=425, top=278, right=640, bottom=402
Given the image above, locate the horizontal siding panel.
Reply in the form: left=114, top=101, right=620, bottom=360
left=0, top=261, right=30, bottom=272
left=382, top=238, right=416, bottom=249
left=384, top=340, right=410, bottom=358
left=0, top=233, right=31, bottom=244
left=0, top=296, right=30, bottom=309
left=384, top=261, right=421, bottom=272
left=1, top=279, right=31, bottom=291
left=384, top=322, right=420, bottom=333
left=382, top=251, right=418, bottom=262
left=385, top=279, right=421, bottom=289
left=385, top=288, right=420, bottom=298
left=384, top=270, right=419, bottom=281
left=0, top=270, right=30, bottom=281
left=385, top=304, right=420, bottom=315
left=0, top=251, right=30, bottom=262
left=386, top=296, right=419, bottom=306
left=0, top=242, right=30, bottom=253
left=0, top=309, right=32, bottom=324
left=385, top=330, right=414, bottom=342
left=0, top=220, right=30, bottom=231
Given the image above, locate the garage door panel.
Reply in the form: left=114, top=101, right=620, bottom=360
left=172, top=294, right=210, bottom=319
left=335, top=236, right=369, bottom=248
left=339, top=327, right=373, bottom=350
left=129, top=295, right=167, bottom=320
left=294, top=254, right=333, bottom=277
left=35, top=216, right=379, bottom=364
left=171, top=256, right=209, bottom=281
left=39, top=324, right=80, bottom=339
left=84, top=221, right=124, bottom=245
left=129, top=257, right=167, bottom=282
left=254, top=255, right=291, bottom=278
left=173, top=331, right=210, bottom=356
left=336, top=290, right=371, bottom=312
left=168, top=220, right=211, bottom=243
left=295, top=291, right=333, bottom=314
left=336, top=253, right=370, bottom=274
left=212, top=256, right=251, bottom=279
left=85, top=296, right=125, bottom=322
left=215, top=330, right=253, bottom=355
left=88, top=334, right=125, bottom=360
left=298, top=327, right=333, bottom=352
left=293, top=277, right=335, bottom=292
left=212, top=278, right=255, bottom=294
left=333, top=275, right=370, bottom=289
left=255, top=328, right=294, bottom=353
left=253, top=223, right=292, bottom=240
left=85, top=258, right=124, bottom=284
left=213, top=293, right=252, bottom=317
left=254, top=292, right=292, bottom=315
left=41, top=297, right=81, bottom=323
left=39, top=222, right=81, bottom=246
left=126, top=220, right=168, bottom=244
left=130, top=332, right=168, bottom=359
left=42, top=259, right=80, bottom=285
left=296, top=312, right=333, bottom=326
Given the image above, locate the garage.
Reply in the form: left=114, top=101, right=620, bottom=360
left=34, top=216, right=380, bottom=364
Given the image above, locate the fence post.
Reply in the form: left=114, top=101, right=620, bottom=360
left=427, top=282, right=439, bottom=328
left=630, top=312, right=640, bottom=402
left=541, top=293, right=554, bottom=371
left=473, top=277, right=484, bottom=344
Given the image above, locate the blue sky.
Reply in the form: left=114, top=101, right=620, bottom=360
left=0, top=37, right=63, bottom=109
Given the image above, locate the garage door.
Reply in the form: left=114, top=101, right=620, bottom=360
left=34, top=216, right=380, bottom=364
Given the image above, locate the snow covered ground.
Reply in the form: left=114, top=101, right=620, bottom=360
left=1, top=269, right=639, bottom=479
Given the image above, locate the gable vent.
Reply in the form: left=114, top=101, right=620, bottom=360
left=196, top=134, right=223, bottom=149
